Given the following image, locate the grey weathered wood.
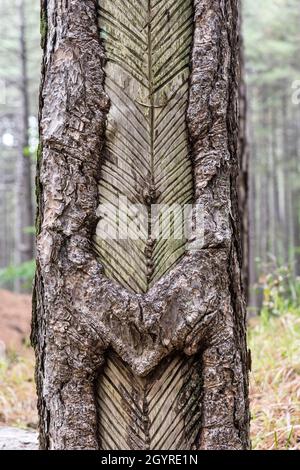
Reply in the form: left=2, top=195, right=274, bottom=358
left=96, top=1, right=199, bottom=450
left=95, top=0, right=193, bottom=293
left=97, top=353, right=202, bottom=450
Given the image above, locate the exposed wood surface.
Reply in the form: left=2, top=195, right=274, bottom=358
left=96, top=1, right=198, bottom=450
left=97, top=353, right=201, bottom=450
left=96, top=0, right=193, bottom=293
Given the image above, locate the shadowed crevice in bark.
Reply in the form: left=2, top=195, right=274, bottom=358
left=32, top=0, right=250, bottom=450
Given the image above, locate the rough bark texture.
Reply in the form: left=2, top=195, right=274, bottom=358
left=32, top=0, right=250, bottom=450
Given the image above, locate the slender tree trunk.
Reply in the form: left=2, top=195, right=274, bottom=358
left=282, top=94, right=294, bottom=268
left=32, top=0, right=250, bottom=450
left=267, top=103, right=276, bottom=260
left=248, top=85, right=259, bottom=312
left=293, top=189, right=300, bottom=275
left=0, top=162, right=5, bottom=268
left=293, top=107, right=300, bottom=275
left=271, top=105, right=283, bottom=262
left=238, top=27, right=250, bottom=302
left=260, top=92, right=270, bottom=264
left=15, top=0, right=34, bottom=275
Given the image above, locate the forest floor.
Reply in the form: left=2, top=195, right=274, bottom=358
left=0, top=289, right=299, bottom=450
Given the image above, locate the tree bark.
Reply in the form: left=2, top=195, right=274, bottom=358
left=32, top=0, right=250, bottom=450
left=15, top=0, right=34, bottom=273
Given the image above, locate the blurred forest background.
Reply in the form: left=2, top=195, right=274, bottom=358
left=0, top=0, right=39, bottom=291
left=0, top=0, right=299, bottom=450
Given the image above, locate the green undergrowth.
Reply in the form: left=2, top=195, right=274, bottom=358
left=249, top=266, right=300, bottom=449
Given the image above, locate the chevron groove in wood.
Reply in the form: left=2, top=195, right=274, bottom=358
left=154, top=100, right=187, bottom=150
left=100, top=5, right=147, bottom=46
left=105, top=100, right=150, bottom=151
left=155, top=78, right=189, bottom=123
left=106, top=143, right=147, bottom=184
left=97, top=353, right=202, bottom=450
left=152, top=373, right=201, bottom=448
left=106, top=76, right=149, bottom=125
left=95, top=0, right=194, bottom=293
left=96, top=0, right=199, bottom=450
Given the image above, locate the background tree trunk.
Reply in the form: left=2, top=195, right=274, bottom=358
left=238, top=26, right=250, bottom=302
left=15, top=0, right=34, bottom=279
left=33, top=0, right=250, bottom=450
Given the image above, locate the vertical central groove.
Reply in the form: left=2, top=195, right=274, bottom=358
left=96, top=0, right=199, bottom=451
left=148, top=1, right=154, bottom=185
left=147, top=0, right=155, bottom=282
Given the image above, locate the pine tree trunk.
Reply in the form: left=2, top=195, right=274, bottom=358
left=282, top=94, right=294, bottom=267
left=260, top=92, right=270, bottom=263
left=238, top=28, right=250, bottom=302
left=248, top=85, right=258, bottom=311
left=15, top=0, right=34, bottom=273
left=32, top=0, right=250, bottom=450
left=293, top=106, right=300, bottom=275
